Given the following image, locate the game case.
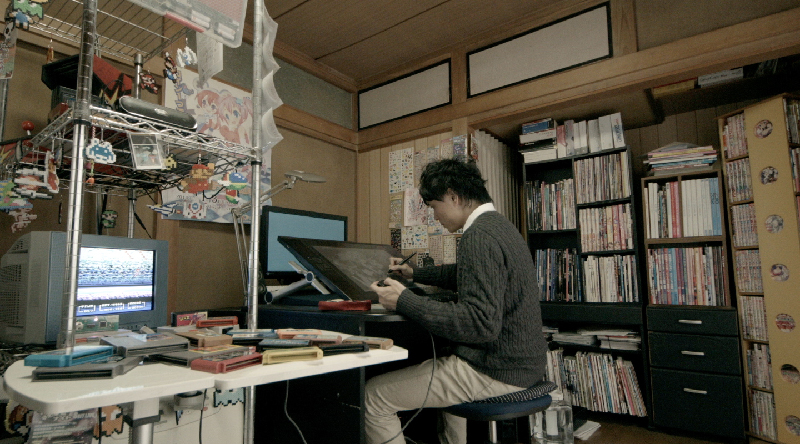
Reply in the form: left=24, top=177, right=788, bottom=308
left=32, top=356, right=142, bottom=381
left=293, top=334, right=343, bottom=345
left=227, top=329, right=278, bottom=345
left=319, top=343, right=370, bottom=356
left=174, top=329, right=233, bottom=347
left=24, top=345, right=114, bottom=368
left=152, top=345, right=253, bottom=366
left=257, top=338, right=311, bottom=351
left=342, top=336, right=394, bottom=350
left=261, top=347, right=323, bottom=365
left=100, top=333, right=189, bottom=357
left=171, top=310, right=208, bottom=327
left=196, top=316, right=238, bottom=328
left=190, top=349, right=262, bottom=373
left=276, top=328, right=321, bottom=339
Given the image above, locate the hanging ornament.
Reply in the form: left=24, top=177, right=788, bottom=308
left=163, top=52, right=178, bottom=84
left=176, top=38, right=197, bottom=68
left=101, top=209, right=118, bottom=228
left=86, top=160, right=95, bottom=185
left=85, top=137, right=116, bottom=164
left=9, top=207, right=37, bottom=232
left=140, top=71, right=159, bottom=94
left=46, top=38, right=53, bottom=63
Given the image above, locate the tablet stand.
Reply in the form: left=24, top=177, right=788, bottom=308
left=265, top=261, right=330, bottom=304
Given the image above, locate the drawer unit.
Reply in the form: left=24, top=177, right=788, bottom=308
left=648, top=332, right=741, bottom=374
left=646, top=306, right=744, bottom=439
left=651, top=368, right=744, bottom=438
left=647, top=306, right=738, bottom=335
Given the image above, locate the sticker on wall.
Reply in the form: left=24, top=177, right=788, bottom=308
left=389, top=228, right=401, bottom=251
left=770, top=264, right=789, bottom=282
left=786, top=416, right=800, bottom=436
left=389, top=195, right=402, bottom=229
left=781, top=364, right=800, bottom=384
left=775, top=313, right=795, bottom=332
left=760, top=166, right=778, bottom=185
left=754, top=119, right=773, bottom=139
left=416, top=251, right=433, bottom=268
left=214, top=388, right=244, bottom=406
left=765, top=215, right=784, bottom=234
left=101, top=210, right=117, bottom=228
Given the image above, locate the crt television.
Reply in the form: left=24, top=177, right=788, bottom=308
left=259, top=205, right=347, bottom=282
left=0, top=231, right=169, bottom=344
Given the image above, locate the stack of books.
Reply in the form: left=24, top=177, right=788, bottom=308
left=519, top=118, right=558, bottom=163
left=645, top=142, right=718, bottom=175
left=551, top=331, right=596, bottom=346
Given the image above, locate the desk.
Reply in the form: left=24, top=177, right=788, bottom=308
left=2, top=345, right=408, bottom=444
left=2, top=362, right=215, bottom=444
left=254, top=304, right=437, bottom=444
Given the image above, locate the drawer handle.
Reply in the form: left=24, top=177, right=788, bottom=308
left=681, top=351, right=706, bottom=356
left=683, top=388, right=708, bottom=395
left=678, top=319, right=702, bottom=325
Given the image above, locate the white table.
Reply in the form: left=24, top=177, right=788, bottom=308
left=2, top=346, right=408, bottom=444
left=2, top=361, right=215, bottom=444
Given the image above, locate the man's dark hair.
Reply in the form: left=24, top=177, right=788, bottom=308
left=418, top=158, right=492, bottom=205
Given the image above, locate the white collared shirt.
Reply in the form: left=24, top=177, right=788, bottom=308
left=463, top=202, right=496, bottom=232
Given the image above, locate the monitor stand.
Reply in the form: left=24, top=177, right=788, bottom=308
left=265, top=261, right=333, bottom=306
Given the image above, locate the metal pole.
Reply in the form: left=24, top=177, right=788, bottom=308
left=244, top=1, right=265, bottom=443
left=57, top=0, right=96, bottom=351
left=133, top=53, right=143, bottom=99
left=128, top=188, right=136, bottom=238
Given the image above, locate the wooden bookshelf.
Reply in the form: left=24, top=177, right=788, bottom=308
left=720, top=94, right=800, bottom=444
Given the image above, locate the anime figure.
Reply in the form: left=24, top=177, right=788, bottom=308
left=163, top=52, right=177, bottom=83
left=196, top=90, right=220, bottom=135
left=140, top=73, right=159, bottom=94
left=216, top=93, right=252, bottom=145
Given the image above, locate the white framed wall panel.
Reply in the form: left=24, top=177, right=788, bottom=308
left=358, top=61, right=451, bottom=129
left=468, top=3, right=612, bottom=96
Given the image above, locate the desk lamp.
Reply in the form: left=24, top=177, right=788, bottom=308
left=231, top=170, right=326, bottom=303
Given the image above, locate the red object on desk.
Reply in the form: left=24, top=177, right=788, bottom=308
left=318, top=300, right=372, bottom=311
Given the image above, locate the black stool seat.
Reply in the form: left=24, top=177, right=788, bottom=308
left=444, top=380, right=558, bottom=443
left=445, top=393, right=553, bottom=421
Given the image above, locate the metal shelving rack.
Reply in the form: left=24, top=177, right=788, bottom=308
left=10, top=1, right=270, bottom=443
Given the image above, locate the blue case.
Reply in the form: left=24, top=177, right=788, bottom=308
left=24, top=345, right=114, bottom=367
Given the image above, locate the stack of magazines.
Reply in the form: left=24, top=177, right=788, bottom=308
left=644, top=142, right=718, bottom=175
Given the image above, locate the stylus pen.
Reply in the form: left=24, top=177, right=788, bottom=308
left=389, top=252, right=416, bottom=272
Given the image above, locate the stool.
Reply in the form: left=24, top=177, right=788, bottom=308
left=444, top=380, right=558, bottom=444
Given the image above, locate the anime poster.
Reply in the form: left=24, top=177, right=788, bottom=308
left=161, top=68, right=271, bottom=223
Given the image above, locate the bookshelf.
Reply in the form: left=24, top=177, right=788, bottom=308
left=720, top=94, right=800, bottom=444
left=523, top=143, right=649, bottom=420
left=640, top=169, right=745, bottom=439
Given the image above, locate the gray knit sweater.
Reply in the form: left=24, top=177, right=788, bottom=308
left=396, top=211, right=547, bottom=388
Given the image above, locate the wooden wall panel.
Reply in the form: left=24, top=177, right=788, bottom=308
left=675, top=111, right=698, bottom=146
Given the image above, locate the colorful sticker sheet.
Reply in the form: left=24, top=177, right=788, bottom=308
left=389, top=147, right=414, bottom=194
left=404, top=188, right=427, bottom=226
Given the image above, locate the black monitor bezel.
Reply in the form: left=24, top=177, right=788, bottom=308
left=259, top=205, right=348, bottom=281
left=277, top=237, right=400, bottom=302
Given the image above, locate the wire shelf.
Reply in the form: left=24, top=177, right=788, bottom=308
left=7, top=106, right=256, bottom=197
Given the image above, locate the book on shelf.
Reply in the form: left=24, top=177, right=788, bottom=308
left=587, top=119, right=601, bottom=153
left=521, top=143, right=558, bottom=163
left=609, top=112, right=625, bottom=148
left=520, top=127, right=557, bottom=145
left=575, top=120, right=589, bottom=154
left=556, top=124, right=567, bottom=158
left=739, top=295, right=768, bottom=341
left=564, top=119, right=576, bottom=157
left=651, top=78, right=697, bottom=98
left=646, top=246, right=726, bottom=305
left=521, top=117, right=555, bottom=134
left=599, top=340, right=640, bottom=351
left=598, top=114, right=614, bottom=151
left=697, top=67, right=743, bottom=87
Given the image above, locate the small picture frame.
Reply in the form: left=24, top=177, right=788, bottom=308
left=128, top=132, right=165, bottom=170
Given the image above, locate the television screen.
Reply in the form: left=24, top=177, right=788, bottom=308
left=76, top=247, right=156, bottom=316
left=260, top=206, right=347, bottom=281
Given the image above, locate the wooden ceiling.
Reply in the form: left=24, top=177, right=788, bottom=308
left=264, top=0, right=559, bottom=85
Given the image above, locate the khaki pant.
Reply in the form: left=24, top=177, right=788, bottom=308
left=364, top=355, right=525, bottom=444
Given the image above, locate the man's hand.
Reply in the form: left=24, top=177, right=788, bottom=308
left=388, top=257, right=414, bottom=279
left=370, top=277, right=406, bottom=311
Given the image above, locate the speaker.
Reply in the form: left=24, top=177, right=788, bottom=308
left=117, top=96, right=197, bottom=130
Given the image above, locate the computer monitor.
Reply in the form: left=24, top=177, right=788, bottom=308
left=0, top=231, right=169, bottom=344
left=278, top=237, right=401, bottom=302
left=258, top=205, right=347, bottom=282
